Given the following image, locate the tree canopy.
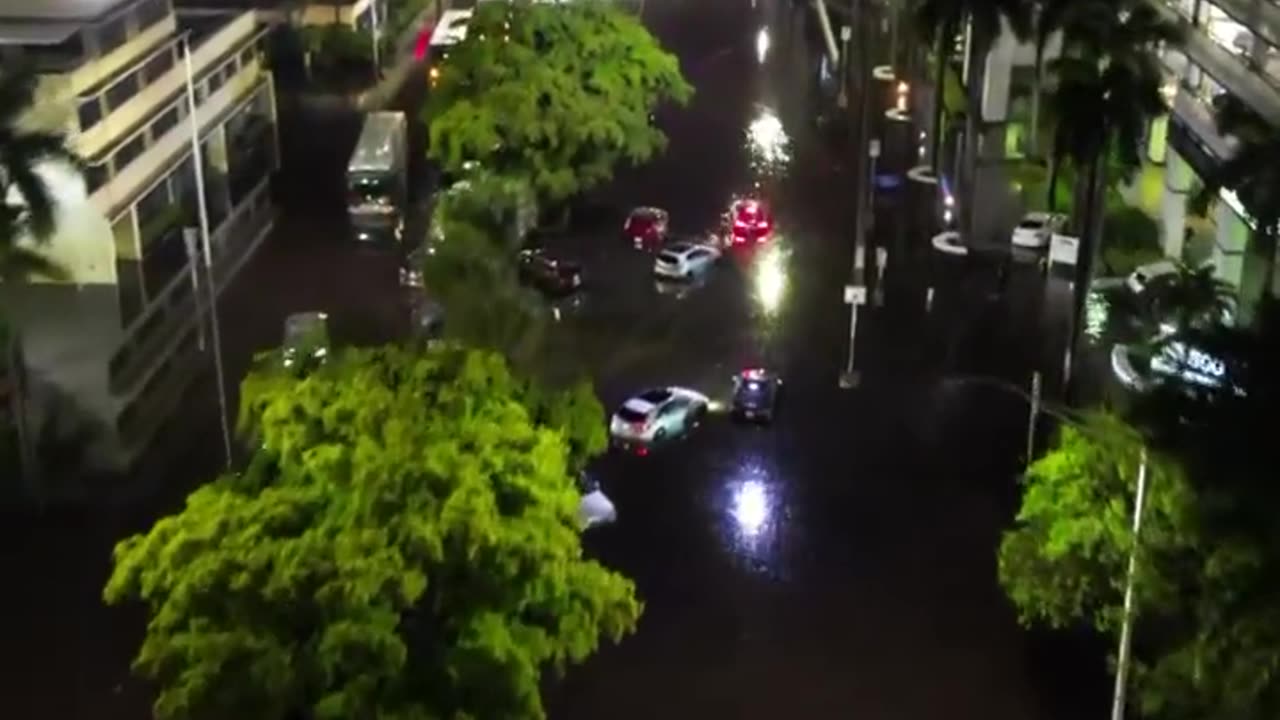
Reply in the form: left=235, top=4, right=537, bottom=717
left=425, top=0, right=692, bottom=203
left=105, top=345, right=636, bottom=720
left=999, top=408, right=1280, bottom=718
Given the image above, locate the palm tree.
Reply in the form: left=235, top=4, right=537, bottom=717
left=1150, top=260, right=1236, bottom=337
left=1026, top=0, right=1075, bottom=157
left=0, top=64, right=79, bottom=281
left=1047, top=0, right=1177, bottom=384
left=1194, top=95, right=1280, bottom=305
left=914, top=0, right=1030, bottom=239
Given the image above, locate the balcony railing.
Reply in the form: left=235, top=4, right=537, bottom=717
left=107, top=176, right=274, bottom=402
left=89, top=37, right=267, bottom=221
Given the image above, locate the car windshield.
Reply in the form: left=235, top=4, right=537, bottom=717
left=638, top=389, right=672, bottom=403
left=617, top=407, right=649, bottom=423
left=657, top=252, right=681, bottom=264
left=666, top=242, right=693, bottom=253
left=1017, top=219, right=1044, bottom=229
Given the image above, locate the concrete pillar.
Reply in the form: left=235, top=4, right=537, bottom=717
left=982, top=20, right=1016, bottom=124
left=1212, top=200, right=1250, bottom=289
left=1161, top=149, right=1193, bottom=259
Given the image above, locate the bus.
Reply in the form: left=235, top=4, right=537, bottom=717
left=346, top=111, right=408, bottom=245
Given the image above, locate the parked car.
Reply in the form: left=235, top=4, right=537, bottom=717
left=282, top=312, right=330, bottom=372
left=730, top=367, right=782, bottom=422
left=409, top=294, right=445, bottom=344
left=624, top=206, right=669, bottom=249
left=578, top=473, right=617, bottom=529
left=518, top=248, right=583, bottom=297
left=1126, top=259, right=1180, bottom=295
left=609, top=386, right=710, bottom=450
left=399, top=246, right=428, bottom=289
left=653, top=241, right=721, bottom=280
left=1010, top=211, right=1066, bottom=249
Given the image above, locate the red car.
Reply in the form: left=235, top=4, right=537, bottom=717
left=624, top=206, right=669, bottom=249
left=727, top=198, right=773, bottom=244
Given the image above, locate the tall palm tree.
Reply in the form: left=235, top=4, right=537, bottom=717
left=1150, top=260, right=1236, bottom=336
left=1026, top=0, right=1075, bottom=157
left=1047, top=0, right=1175, bottom=384
left=0, top=64, right=79, bottom=281
left=914, top=0, right=1030, bottom=238
left=1194, top=95, right=1280, bottom=305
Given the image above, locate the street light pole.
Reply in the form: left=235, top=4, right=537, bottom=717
left=369, top=0, right=382, bottom=81
left=183, top=35, right=234, bottom=471
left=1111, top=447, right=1150, bottom=720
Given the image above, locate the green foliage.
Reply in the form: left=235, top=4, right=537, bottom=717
left=105, top=345, right=639, bottom=720
left=425, top=0, right=692, bottom=203
left=433, top=170, right=537, bottom=252
left=1101, top=207, right=1161, bottom=276
left=1, top=64, right=78, bottom=281
left=998, top=412, right=1196, bottom=634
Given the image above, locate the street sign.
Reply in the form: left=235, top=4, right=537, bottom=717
left=844, top=284, right=867, bottom=305
left=869, top=139, right=881, bottom=158
left=840, top=26, right=852, bottom=42
left=1049, top=233, right=1080, bottom=267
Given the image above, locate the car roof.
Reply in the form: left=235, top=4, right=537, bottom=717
left=285, top=312, right=328, bottom=334
left=637, top=388, right=673, bottom=403
left=630, top=206, right=666, bottom=217
left=1134, top=259, right=1178, bottom=276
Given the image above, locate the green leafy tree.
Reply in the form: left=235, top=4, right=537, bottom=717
left=1149, top=260, right=1235, bottom=337
left=433, top=170, right=538, bottom=251
left=426, top=0, right=692, bottom=204
left=999, top=413, right=1195, bottom=633
left=105, top=345, right=639, bottom=720
left=1, top=64, right=78, bottom=280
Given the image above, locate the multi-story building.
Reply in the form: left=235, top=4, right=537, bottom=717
left=972, top=0, right=1280, bottom=319
left=1146, top=0, right=1280, bottom=318
left=0, top=0, right=278, bottom=475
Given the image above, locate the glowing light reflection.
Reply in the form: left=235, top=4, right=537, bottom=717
left=746, top=106, right=792, bottom=178
left=756, top=28, right=770, bottom=64
left=733, top=479, right=770, bottom=537
left=754, top=243, right=789, bottom=316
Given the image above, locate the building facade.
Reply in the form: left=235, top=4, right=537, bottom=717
left=973, top=0, right=1280, bottom=319
left=0, top=0, right=278, bottom=476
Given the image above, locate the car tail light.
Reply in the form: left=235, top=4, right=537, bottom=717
left=734, top=220, right=747, bottom=228
left=757, top=221, right=769, bottom=229
left=635, top=445, right=649, bottom=456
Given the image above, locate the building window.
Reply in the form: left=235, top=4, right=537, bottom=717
left=115, top=133, right=147, bottom=171
left=96, top=17, right=128, bottom=56
left=152, top=106, right=180, bottom=139
left=143, top=47, right=174, bottom=83
left=138, top=172, right=191, bottom=297
left=240, top=47, right=255, bottom=69
left=207, top=65, right=227, bottom=94
left=135, top=0, right=168, bottom=31
left=77, top=97, right=103, bottom=131
left=104, top=73, right=140, bottom=112
left=112, top=212, right=146, bottom=325
left=85, top=163, right=109, bottom=193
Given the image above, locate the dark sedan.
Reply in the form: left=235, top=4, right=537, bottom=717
left=518, top=248, right=583, bottom=297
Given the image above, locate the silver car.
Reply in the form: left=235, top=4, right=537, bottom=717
left=653, top=242, right=721, bottom=280
left=609, top=386, right=710, bottom=449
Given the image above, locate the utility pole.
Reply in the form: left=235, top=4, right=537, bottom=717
left=369, top=0, right=382, bottom=81
left=841, top=245, right=867, bottom=388
left=840, top=0, right=873, bottom=389
left=1026, top=371, right=1041, bottom=463
left=1111, top=447, right=1150, bottom=720
left=183, top=35, right=234, bottom=471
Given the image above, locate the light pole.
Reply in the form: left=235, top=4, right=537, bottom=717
left=183, top=34, right=234, bottom=470
left=1111, top=446, right=1149, bottom=720
left=369, top=0, right=382, bottom=81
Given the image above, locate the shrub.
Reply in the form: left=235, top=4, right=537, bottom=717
left=1101, top=207, right=1162, bottom=276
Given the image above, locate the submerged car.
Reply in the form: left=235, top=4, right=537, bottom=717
left=726, top=197, right=774, bottom=244
left=518, top=248, right=583, bottom=297
left=653, top=241, right=721, bottom=280
left=624, top=206, right=670, bottom=249
left=609, top=386, right=710, bottom=450
left=1010, top=212, right=1066, bottom=249
left=281, top=312, right=330, bottom=371
left=730, top=367, right=782, bottom=422
left=578, top=473, right=617, bottom=529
